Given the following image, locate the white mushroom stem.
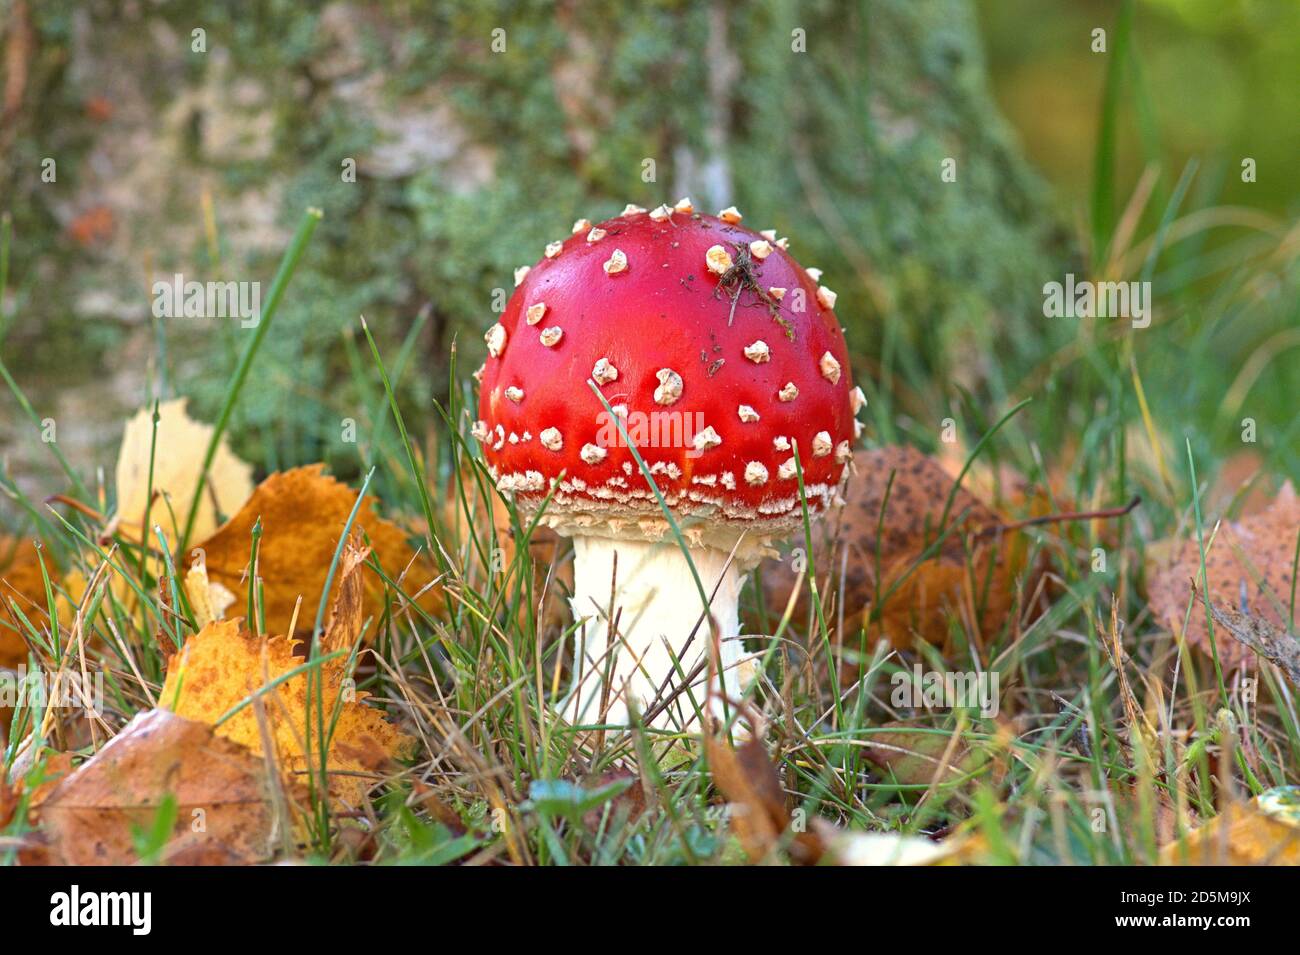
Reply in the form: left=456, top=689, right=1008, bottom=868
left=562, top=536, right=747, bottom=731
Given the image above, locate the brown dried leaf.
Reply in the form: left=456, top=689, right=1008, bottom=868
left=1146, top=482, right=1299, bottom=670
left=863, top=721, right=976, bottom=789
left=412, top=781, right=467, bottom=836
left=704, top=731, right=823, bottom=864
left=22, top=750, right=76, bottom=811
left=322, top=539, right=368, bottom=654
left=760, top=446, right=1038, bottom=653
left=579, top=770, right=646, bottom=833
left=31, top=709, right=295, bottom=865
left=1204, top=599, right=1300, bottom=689
left=0, top=536, right=53, bottom=668
left=195, top=464, right=442, bottom=638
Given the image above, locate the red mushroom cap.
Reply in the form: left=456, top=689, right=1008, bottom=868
left=475, top=205, right=861, bottom=550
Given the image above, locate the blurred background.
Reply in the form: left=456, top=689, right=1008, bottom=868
left=1, top=0, right=1296, bottom=515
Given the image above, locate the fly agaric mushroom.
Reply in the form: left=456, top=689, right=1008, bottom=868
left=475, top=205, right=859, bottom=731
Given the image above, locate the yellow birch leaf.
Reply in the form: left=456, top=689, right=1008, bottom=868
left=114, top=397, right=254, bottom=545
left=161, top=542, right=414, bottom=806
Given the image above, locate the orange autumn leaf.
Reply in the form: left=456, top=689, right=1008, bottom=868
left=0, top=536, right=55, bottom=668
left=194, top=464, right=442, bottom=638
left=1146, top=482, right=1299, bottom=671
left=160, top=541, right=414, bottom=806
left=760, top=446, right=1041, bottom=654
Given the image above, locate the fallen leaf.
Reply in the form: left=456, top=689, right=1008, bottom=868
left=412, top=781, right=467, bottom=836
left=1147, top=482, right=1299, bottom=670
left=0, top=536, right=52, bottom=667
left=52, top=400, right=253, bottom=621
left=11, top=747, right=75, bottom=806
left=0, top=774, right=16, bottom=829
left=759, top=446, right=1041, bottom=655
left=704, top=730, right=823, bottom=864
left=862, top=721, right=978, bottom=789
left=1203, top=598, right=1300, bottom=689
left=1159, top=786, right=1300, bottom=865
left=31, top=709, right=295, bottom=865
left=1207, top=450, right=1274, bottom=518
left=184, top=559, right=236, bottom=628
left=936, top=442, right=1062, bottom=520
left=114, top=398, right=254, bottom=546
left=321, top=537, right=367, bottom=655
left=195, top=464, right=441, bottom=638
left=21, top=748, right=76, bottom=810
left=160, top=541, right=415, bottom=806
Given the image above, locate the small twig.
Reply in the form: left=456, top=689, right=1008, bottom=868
left=712, top=242, right=793, bottom=336
left=44, top=493, right=105, bottom=523
left=975, top=494, right=1141, bottom=539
